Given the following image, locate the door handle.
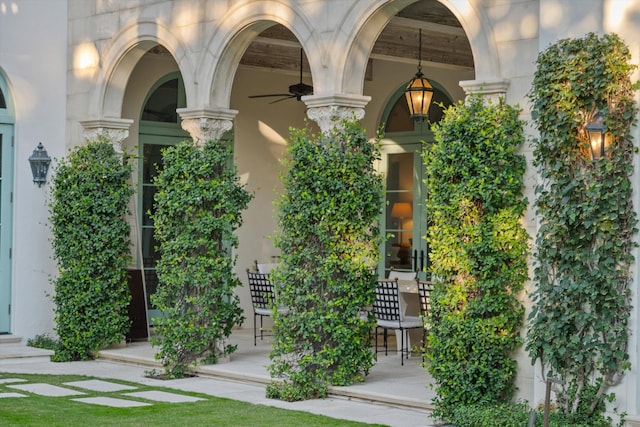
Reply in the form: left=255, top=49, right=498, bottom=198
left=412, top=249, right=417, bottom=272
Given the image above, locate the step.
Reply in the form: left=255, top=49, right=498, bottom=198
left=0, top=335, right=22, bottom=344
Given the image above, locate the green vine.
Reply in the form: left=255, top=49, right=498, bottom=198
left=425, top=95, right=529, bottom=420
left=266, top=119, right=383, bottom=401
left=526, top=33, right=637, bottom=425
left=151, top=139, right=252, bottom=377
left=49, top=137, right=134, bottom=361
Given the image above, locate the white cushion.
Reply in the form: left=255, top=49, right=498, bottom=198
left=257, top=263, right=278, bottom=274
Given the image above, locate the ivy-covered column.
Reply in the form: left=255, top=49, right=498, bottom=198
left=177, top=108, right=237, bottom=144
left=304, top=94, right=370, bottom=133
left=80, top=118, right=133, bottom=154
left=151, top=106, right=251, bottom=376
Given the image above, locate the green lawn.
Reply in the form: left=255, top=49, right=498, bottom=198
left=0, top=373, right=384, bottom=427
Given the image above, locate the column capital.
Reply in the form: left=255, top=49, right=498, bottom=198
left=80, top=118, right=134, bottom=154
left=304, top=94, right=371, bottom=133
left=177, top=108, right=238, bottom=145
left=459, top=79, right=510, bottom=102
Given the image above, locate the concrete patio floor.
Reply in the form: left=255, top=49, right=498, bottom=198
left=98, top=328, right=436, bottom=411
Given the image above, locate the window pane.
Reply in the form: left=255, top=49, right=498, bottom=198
left=142, top=144, right=164, bottom=184
left=0, top=88, right=5, bottom=109
left=141, top=78, right=178, bottom=122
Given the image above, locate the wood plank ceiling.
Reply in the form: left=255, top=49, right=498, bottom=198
left=240, top=0, right=474, bottom=77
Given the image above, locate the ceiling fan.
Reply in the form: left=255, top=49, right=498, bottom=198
left=248, top=48, right=313, bottom=103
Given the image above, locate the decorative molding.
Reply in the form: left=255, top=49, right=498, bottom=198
left=459, top=79, right=510, bottom=101
left=80, top=118, right=134, bottom=154
left=304, top=94, right=371, bottom=133
left=177, top=108, right=238, bottom=144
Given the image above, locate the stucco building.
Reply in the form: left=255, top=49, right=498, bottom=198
left=2, top=0, right=640, bottom=421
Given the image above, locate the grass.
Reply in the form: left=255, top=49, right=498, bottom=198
left=0, top=373, right=385, bottom=427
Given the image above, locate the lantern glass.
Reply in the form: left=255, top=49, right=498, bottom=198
left=404, top=74, right=434, bottom=121
left=586, top=113, right=611, bottom=160
left=28, top=143, right=51, bottom=187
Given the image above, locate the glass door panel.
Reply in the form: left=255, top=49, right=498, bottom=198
left=379, top=142, right=429, bottom=280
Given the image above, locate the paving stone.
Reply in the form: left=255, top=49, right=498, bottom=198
left=124, top=390, right=205, bottom=403
left=0, top=378, right=27, bottom=384
left=73, top=396, right=152, bottom=408
left=7, top=383, right=84, bottom=397
left=63, top=379, right=137, bottom=392
left=0, top=392, right=27, bottom=398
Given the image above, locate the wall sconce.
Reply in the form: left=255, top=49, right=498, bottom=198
left=585, top=112, right=611, bottom=161
left=404, top=28, right=434, bottom=122
left=28, top=143, right=51, bottom=187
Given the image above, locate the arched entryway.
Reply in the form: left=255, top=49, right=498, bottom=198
left=0, top=72, right=14, bottom=333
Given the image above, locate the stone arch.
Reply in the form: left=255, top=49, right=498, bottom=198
left=89, top=20, right=196, bottom=120
left=341, top=0, right=499, bottom=95
left=196, top=1, right=321, bottom=109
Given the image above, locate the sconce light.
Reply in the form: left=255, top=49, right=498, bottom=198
left=28, top=143, right=51, bottom=187
left=404, top=28, right=434, bottom=122
left=585, top=112, right=611, bottom=161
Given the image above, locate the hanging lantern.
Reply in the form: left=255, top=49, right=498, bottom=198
left=404, top=29, right=434, bottom=121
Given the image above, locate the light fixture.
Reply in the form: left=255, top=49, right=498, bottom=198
left=28, top=142, right=51, bottom=187
left=391, top=202, right=412, bottom=245
left=404, top=28, right=434, bottom=122
left=585, top=112, right=611, bottom=161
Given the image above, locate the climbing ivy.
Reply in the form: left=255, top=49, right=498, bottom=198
left=266, top=119, right=383, bottom=401
left=49, top=137, right=134, bottom=361
left=425, top=95, right=529, bottom=420
left=151, top=139, right=252, bottom=377
left=526, top=33, right=637, bottom=425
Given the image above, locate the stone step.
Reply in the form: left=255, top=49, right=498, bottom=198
left=0, top=335, right=22, bottom=344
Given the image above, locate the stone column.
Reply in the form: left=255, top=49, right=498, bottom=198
left=304, top=94, right=371, bottom=133
left=177, top=108, right=238, bottom=146
left=80, top=118, right=133, bottom=154
left=459, top=79, right=510, bottom=102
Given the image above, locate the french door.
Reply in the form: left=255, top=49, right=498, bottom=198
left=0, top=125, right=13, bottom=332
left=379, top=138, right=429, bottom=280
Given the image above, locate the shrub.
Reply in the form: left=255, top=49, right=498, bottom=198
left=49, top=137, right=134, bottom=361
left=267, top=119, right=383, bottom=401
left=27, top=334, right=59, bottom=351
left=150, top=139, right=252, bottom=377
left=424, top=95, right=529, bottom=420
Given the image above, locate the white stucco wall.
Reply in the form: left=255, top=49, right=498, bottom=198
left=0, top=0, right=68, bottom=340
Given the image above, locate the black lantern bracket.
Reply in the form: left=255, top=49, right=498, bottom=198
left=28, top=142, right=52, bottom=187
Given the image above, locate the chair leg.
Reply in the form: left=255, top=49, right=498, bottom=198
left=253, top=313, right=257, bottom=346
left=260, top=315, right=264, bottom=341
left=401, top=329, right=404, bottom=366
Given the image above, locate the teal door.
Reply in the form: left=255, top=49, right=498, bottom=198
left=0, top=124, right=13, bottom=333
left=0, top=77, right=13, bottom=333
left=138, top=73, right=188, bottom=325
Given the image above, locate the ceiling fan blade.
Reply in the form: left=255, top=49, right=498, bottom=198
left=269, top=95, right=296, bottom=104
left=248, top=93, right=293, bottom=99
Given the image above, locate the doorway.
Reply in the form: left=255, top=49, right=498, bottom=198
left=378, top=83, right=452, bottom=280
left=0, top=76, right=14, bottom=333
left=138, top=72, right=189, bottom=325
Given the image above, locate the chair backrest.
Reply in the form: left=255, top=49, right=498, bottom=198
left=417, top=280, right=434, bottom=318
left=374, top=279, right=402, bottom=322
left=388, top=270, right=417, bottom=280
left=247, top=271, right=275, bottom=310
